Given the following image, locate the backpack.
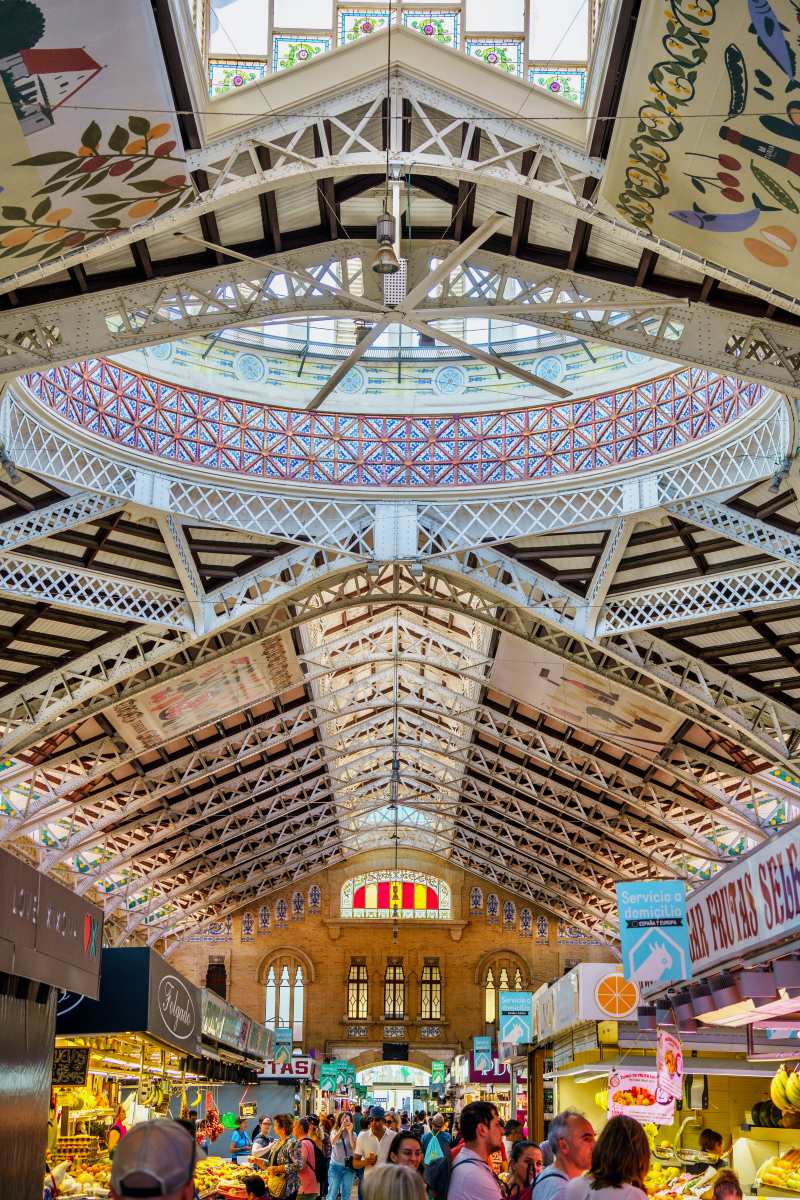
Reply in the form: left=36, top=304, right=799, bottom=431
left=426, top=1153, right=497, bottom=1200
left=304, top=1138, right=327, bottom=1188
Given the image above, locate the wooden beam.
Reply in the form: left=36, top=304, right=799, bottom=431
left=312, top=123, right=339, bottom=240
left=635, top=248, right=658, bottom=288
left=452, top=126, right=480, bottom=242
left=68, top=265, right=89, bottom=294
left=130, top=239, right=154, bottom=280
left=509, top=151, right=535, bottom=258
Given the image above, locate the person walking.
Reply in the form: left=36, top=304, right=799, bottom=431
left=295, top=1117, right=322, bottom=1200
left=266, top=1114, right=305, bottom=1200
left=421, top=1114, right=451, bottom=1156
left=388, top=1132, right=424, bottom=1174
left=504, top=1142, right=543, bottom=1200
left=533, top=1112, right=595, bottom=1200
left=439, top=1101, right=504, bottom=1200
left=110, top=1119, right=197, bottom=1200
left=328, top=1110, right=357, bottom=1200
left=354, top=1106, right=394, bottom=1177
left=363, top=1164, right=426, bottom=1200
left=561, top=1116, right=648, bottom=1200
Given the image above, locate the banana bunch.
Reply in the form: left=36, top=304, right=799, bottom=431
left=139, top=1078, right=170, bottom=1113
left=770, top=1064, right=800, bottom=1114
left=594, top=1089, right=609, bottom=1111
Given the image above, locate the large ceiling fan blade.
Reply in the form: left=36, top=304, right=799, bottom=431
left=306, top=317, right=390, bottom=411
left=174, top=232, right=384, bottom=313
left=400, top=211, right=507, bottom=312
left=404, top=316, right=571, bottom=400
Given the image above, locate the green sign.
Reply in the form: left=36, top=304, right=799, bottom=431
left=320, top=1059, right=356, bottom=1092
left=355, top=1083, right=368, bottom=1099
left=431, top=1061, right=446, bottom=1087
left=274, top=1026, right=293, bottom=1064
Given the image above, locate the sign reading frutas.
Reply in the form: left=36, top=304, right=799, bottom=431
left=608, top=1069, right=675, bottom=1126
left=687, top=822, right=800, bottom=974
left=262, top=1056, right=319, bottom=1081
left=616, top=881, right=691, bottom=984
left=498, top=990, right=533, bottom=1055
left=656, top=1030, right=683, bottom=1102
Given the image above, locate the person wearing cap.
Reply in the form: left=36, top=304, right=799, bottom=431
left=422, top=1114, right=451, bottom=1157
left=354, top=1106, right=394, bottom=1177
left=110, top=1118, right=197, bottom=1200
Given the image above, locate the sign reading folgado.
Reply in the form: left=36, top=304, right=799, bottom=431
left=687, top=821, right=800, bottom=974
left=107, top=635, right=301, bottom=752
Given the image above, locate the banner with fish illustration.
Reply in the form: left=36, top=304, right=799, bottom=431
left=599, top=0, right=800, bottom=297
left=0, top=0, right=192, bottom=280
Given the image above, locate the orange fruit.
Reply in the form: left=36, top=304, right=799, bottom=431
left=149, top=122, right=171, bottom=139
left=2, top=227, right=36, bottom=246
left=127, top=199, right=159, bottom=219
left=43, top=208, right=71, bottom=224
left=125, top=139, right=146, bottom=154
left=40, top=227, right=67, bottom=242
left=595, top=972, right=638, bottom=1017
left=744, top=236, right=789, bottom=269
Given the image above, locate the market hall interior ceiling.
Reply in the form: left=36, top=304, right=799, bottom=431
left=4, top=0, right=800, bottom=958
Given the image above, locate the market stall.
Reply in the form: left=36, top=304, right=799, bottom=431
left=0, top=847, right=103, bottom=1200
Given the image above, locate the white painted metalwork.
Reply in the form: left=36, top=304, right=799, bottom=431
left=666, top=496, right=800, bottom=568
left=0, top=492, right=124, bottom=552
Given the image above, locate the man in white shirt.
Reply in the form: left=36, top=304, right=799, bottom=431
left=533, top=1111, right=595, bottom=1200
left=447, top=1102, right=504, bottom=1200
left=354, top=1106, right=394, bottom=1176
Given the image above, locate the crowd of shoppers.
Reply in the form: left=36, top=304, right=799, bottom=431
left=108, top=1104, right=744, bottom=1200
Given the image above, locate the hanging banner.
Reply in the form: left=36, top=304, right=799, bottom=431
left=498, top=991, right=533, bottom=1056
left=320, top=1060, right=355, bottom=1092
left=598, top=1, right=800, bottom=301
left=686, top=820, right=800, bottom=974
left=0, top=0, right=193, bottom=281
left=657, top=1030, right=684, bottom=1102
left=273, top=1027, right=293, bottom=1065
left=608, top=1069, right=675, bottom=1126
left=107, top=634, right=301, bottom=752
left=616, top=881, right=692, bottom=985
left=472, top=1036, right=494, bottom=1073
left=431, top=1061, right=446, bottom=1088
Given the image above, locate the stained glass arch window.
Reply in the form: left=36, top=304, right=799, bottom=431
left=340, top=870, right=451, bottom=919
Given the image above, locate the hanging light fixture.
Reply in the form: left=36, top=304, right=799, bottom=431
left=372, top=208, right=400, bottom=275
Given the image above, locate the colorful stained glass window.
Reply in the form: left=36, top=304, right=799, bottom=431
left=272, top=35, right=332, bottom=71
left=402, top=10, right=460, bottom=47
left=338, top=8, right=393, bottom=43
left=465, top=38, right=523, bottom=75
left=341, top=870, right=451, bottom=918
left=528, top=66, right=586, bottom=106
left=208, top=60, right=267, bottom=97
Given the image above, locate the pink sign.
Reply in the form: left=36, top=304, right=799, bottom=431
left=468, top=1053, right=525, bottom=1085
left=656, top=1031, right=683, bottom=1102
left=607, top=1069, right=675, bottom=1126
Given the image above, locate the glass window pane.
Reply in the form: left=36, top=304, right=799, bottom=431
left=279, top=963, right=291, bottom=1026
left=273, top=0, right=331, bottom=26
left=466, top=0, right=523, bottom=32
left=530, top=0, right=588, bottom=62
left=209, top=0, right=268, bottom=55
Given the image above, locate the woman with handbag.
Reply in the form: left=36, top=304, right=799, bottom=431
left=328, top=1111, right=357, bottom=1200
left=266, top=1114, right=305, bottom=1200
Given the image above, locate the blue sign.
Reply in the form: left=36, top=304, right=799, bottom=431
left=616, top=881, right=692, bottom=985
left=274, top=1026, right=293, bottom=1064
left=498, top=991, right=533, bottom=1052
left=473, top=1035, right=493, bottom=1072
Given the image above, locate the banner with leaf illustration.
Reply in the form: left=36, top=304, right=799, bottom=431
left=0, top=0, right=192, bottom=278
left=599, top=0, right=800, bottom=297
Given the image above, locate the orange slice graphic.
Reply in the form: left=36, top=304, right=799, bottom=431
left=595, top=973, right=638, bottom=1017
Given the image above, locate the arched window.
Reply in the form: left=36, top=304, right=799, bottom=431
left=348, top=958, right=368, bottom=1019
left=479, top=952, right=530, bottom=1035
left=420, top=959, right=441, bottom=1020
left=384, top=959, right=405, bottom=1019
left=263, top=952, right=307, bottom=1045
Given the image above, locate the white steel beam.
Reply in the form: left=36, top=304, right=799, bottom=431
left=665, top=497, right=800, bottom=568
left=155, top=512, right=207, bottom=633
left=0, top=493, right=125, bottom=552
left=581, top=517, right=636, bottom=636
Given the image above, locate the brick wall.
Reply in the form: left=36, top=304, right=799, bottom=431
left=168, top=849, right=613, bottom=1060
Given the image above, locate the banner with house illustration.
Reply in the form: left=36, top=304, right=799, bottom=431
left=0, top=0, right=192, bottom=278
left=599, top=0, right=800, bottom=297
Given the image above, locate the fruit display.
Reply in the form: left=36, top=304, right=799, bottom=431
left=44, top=1159, right=111, bottom=1197
left=759, top=1148, right=800, bottom=1193
left=194, top=1156, right=267, bottom=1198
left=644, top=1160, right=682, bottom=1194
left=770, top=1064, right=800, bottom=1119
left=751, top=1100, right=793, bottom=1128
left=612, top=1083, right=657, bottom=1107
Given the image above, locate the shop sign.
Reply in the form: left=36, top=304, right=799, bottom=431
left=686, top=822, right=800, bottom=975
left=431, top=1060, right=447, bottom=1087
left=498, top=991, right=533, bottom=1056
left=617, top=881, right=691, bottom=985
left=201, top=990, right=227, bottom=1042
left=148, top=950, right=201, bottom=1054
left=534, top=965, right=640, bottom=1042
left=247, top=1022, right=272, bottom=1060
left=52, top=1045, right=89, bottom=1086
left=320, top=1060, right=355, bottom=1092
left=274, top=1026, right=293, bottom=1064
left=261, top=1056, right=319, bottom=1081
left=472, top=1036, right=493, bottom=1073
left=467, top=1052, right=522, bottom=1084
left=0, top=847, right=103, bottom=998
left=656, top=1030, right=683, bottom=1101
left=607, top=1068, right=675, bottom=1125
left=240, top=1102, right=258, bottom=1118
